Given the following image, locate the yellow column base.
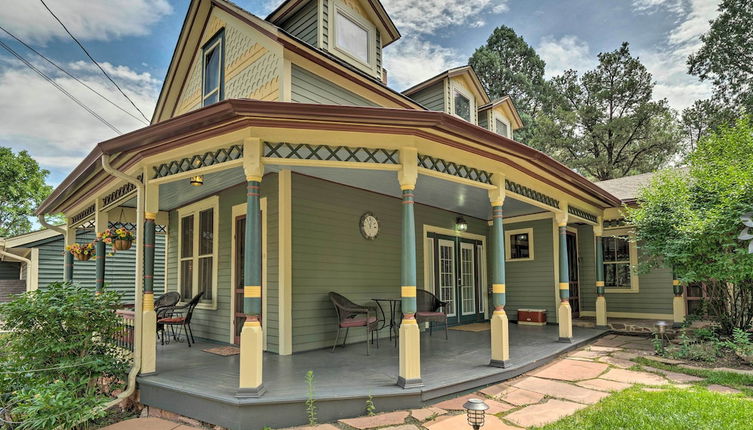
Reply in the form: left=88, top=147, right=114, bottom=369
left=595, top=296, right=608, bottom=328
left=398, top=319, right=423, bottom=388
left=672, top=296, right=686, bottom=328
left=238, top=321, right=265, bottom=397
left=141, top=309, right=157, bottom=374
left=490, top=310, right=510, bottom=367
left=558, top=301, right=573, bottom=342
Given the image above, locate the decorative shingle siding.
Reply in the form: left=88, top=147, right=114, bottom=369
left=280, top=0, right=318, bottom=46
left=291, top=64, right=377, bottom=106
left=409, top=82, right=445, bottom=112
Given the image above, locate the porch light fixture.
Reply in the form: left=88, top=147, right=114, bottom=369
left=189, top=175, right=204, bottom=186
left=463, top=398, right=488, bottom=429
left=456, top=216, right=468, bottom=232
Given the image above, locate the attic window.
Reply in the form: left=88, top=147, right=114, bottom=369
left=202, top=31, right=224, bottom=107
left=495, top=119, right=509, bottom=138
left=454, top=91, right=471, bottom=122
left=335, top=11, right=369, bottom=64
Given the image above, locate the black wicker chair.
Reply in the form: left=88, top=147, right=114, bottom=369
left=329, top=292, right=379, bottom=355
left=155, top=292, right=181, bottom=344
left=158, top=292, right=204, bottom=347
left=415, top=289, right=449, bottom=339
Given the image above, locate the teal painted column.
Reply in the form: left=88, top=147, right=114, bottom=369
left=400, top=187, right=417, bottom=317
left=64, top=252, right=73, bottom=282
left=244, top=179, right=262, bottom=319
left=491, top=204, right=506, bottom=309
left=95, top=239, right=105, bottom=293
left=595, top=237, right=604, bottom=295
left=557, top=219, right=573, bottom=342
left=559, top=225, right=570, bottom=301
left=144, top=216, right=156, bottom=296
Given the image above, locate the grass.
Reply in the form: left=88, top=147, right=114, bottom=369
left=536, top=386, right=753, bottom=430
left=634, top=356, right=753, bottom=396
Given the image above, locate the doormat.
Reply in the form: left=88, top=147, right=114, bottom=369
left=449, top=322, right=491, bottom=332
left=202, top=346, right=240, bottom=356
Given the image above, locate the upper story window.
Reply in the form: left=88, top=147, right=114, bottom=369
left=454, top=91, right=471, bottom=122
left=335, top=10, right=370, bottom=64
left=202, top=31, right=224, bottom=107
left=495, top=118, right=509, bottom=138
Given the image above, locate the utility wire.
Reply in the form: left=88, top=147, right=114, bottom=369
left=39, top=0, right=151, bottom=123
left=0, top=39, right=122, bottom=134
left=0, top=25, right=148, bottom=126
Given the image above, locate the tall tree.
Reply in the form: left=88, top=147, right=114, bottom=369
left=0, top=148, right=54, bottom=237
left=688, top=0, right=753, bottom=112
left=468, top=26, right=551, bottom=143
left=530, top=43, right=682, bottom=181
left=681, top=99, right=739, bottom=152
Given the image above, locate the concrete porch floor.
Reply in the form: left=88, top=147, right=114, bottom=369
left=138, top=324, right=607, bottom=430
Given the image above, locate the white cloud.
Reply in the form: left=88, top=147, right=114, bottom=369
left=381, top=0, right=509, bottom=34
left=383, top=36, right=463, bottom=91
left=537, top=35, right=596, bottom=78
left=0, top=0, right=172, bottom=44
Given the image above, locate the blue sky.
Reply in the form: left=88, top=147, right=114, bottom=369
left=0, top=0, right=718, bottom=186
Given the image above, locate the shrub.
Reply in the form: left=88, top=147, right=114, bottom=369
left=0, top=282, right=129, bottom=429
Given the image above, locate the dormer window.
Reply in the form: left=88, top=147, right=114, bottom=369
left=495, top=118, right=509, bottom=138
left=454, top=91, right=471, bottom=122
left=202, top=31, right=224, bottom=106
left=336, top=11, right=369, bottom=64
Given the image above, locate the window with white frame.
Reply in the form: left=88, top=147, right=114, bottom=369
left=202, top=31, right=224, bottom=106
left=454, top=91, right=471, bottom=122
left=495, top=118, right=509, bottom=138
left=335, top=10, right=369, bottom=64
left=178, top=196, right=219, bottom=307
left=603, top=235, right=631, bottom=288
left=505, top=228, right=534, bottom=261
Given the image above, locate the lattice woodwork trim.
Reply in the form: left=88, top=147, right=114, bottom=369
left=264, top=142, right=399, bottom=164
left=568, top=206, right=598, bottom=223
left=152, top=144, right=243, bottom=179
left=505, top=180, right=560, bottom=209
left=417, top=154, right=492, bottom=184
left=70, top=204, right=95, bottom=225
left=101, top=174, right=143, bottom=208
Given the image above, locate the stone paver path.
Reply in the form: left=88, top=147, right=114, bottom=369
left=531, top=358, right=608, bottom=381
left=100, top=418, right=197, bottom=430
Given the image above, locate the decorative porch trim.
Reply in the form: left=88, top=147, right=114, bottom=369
left=603, top=218, right=628, bottom=228
left=417, top=154, right=492, bottom=185
left=264, top=142, right=399, bottom=164
left=70, top=204, right=95, bottom=225
left=567, top=206, right=598, bottom=223
left=76, top=220, right=166, bottom=234
left=101, top=174, right=144, bottom=210
left=505, top=180, right=559, bottom=209
left=152, top=144, right=244, bottom=179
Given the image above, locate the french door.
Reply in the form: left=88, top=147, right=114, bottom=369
left=233, top=214, right=263, bottom=345
left=566, top=231, right=580, bottom=317
left=429, top=234, right=484, bottom=325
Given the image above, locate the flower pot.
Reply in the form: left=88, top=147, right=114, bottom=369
left=74, top=252, right=92, bottom=261
left=114, top=239, right=132, bottom=251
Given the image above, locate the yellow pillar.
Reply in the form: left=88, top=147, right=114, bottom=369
left=489, top=173, right=509, bottom=367
left=141, top=181, right=159, bottom=375
left=556, top=212, right=572, bottom=342
left=672, top=278, right=685, bottom=328
left=594, top=220, right=608, bottom=328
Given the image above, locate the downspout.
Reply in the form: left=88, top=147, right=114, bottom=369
left=0, top=240, right=32, bottom=266
left=101, top=155, right=145, bottom=409
left=37, top=215, right=66, bottom=236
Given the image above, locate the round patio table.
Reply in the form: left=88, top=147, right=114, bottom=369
left=372, top=297, right=401, bottom=347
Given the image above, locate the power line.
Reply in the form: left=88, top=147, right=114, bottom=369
left=0, top=24, right=149, bottom=126
left=0, top=39, right=122, bottom=134
left=39, top=0, right=151, bottom=123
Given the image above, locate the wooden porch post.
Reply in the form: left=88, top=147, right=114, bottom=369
left=94, top=200, right=106, bottom=294
left=489, top=173, right=509, bottom=367
left=556, top=212, right=573, bottom=342
left=672, top=268, right=685, bottom=327
left=594, top=219, right=607, bottom=328
left=238, top=137, right=265, bottom=397
left=64, top=223, right=75, bottom=282
left=142, top=181, right=159, bottom=374
left=398, top=147, right=422, bottom=389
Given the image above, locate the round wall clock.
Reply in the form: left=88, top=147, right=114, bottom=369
left=359, top=212, right=380, bottom=240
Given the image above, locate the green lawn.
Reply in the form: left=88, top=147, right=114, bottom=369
left=634, top=356, right=753, bottom=396
left=536, top=387, right=753, bottom=430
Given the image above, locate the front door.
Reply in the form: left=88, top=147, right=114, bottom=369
left=429, top=234, right=484, bottom=325
left=233, top=214, right=263, bottom=345
left=566, top=231, right=580, bottom=317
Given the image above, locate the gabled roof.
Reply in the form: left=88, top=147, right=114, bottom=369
left=479, top=96, right=524, bottom=130
left=402, top=66, right=490, bottom=105
left=2, top=228, right=62, bottom=249
left=266, top=0, right=401, bottom=47
left=594, top=169, right=687, bottom=203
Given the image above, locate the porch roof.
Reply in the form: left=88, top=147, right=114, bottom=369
left=37, top=99, right=621, bottom=216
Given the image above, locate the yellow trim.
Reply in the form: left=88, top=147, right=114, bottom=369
left=491, top=200, right=504, bottom=207
left=244, top=320, right=261, bottom=327
left=244, top=286, right=262, bottom=297
left=596, top=281, right=605, bottom=287
left=143, top=292, right=154, bottom=311
left=401, top=286, right=416, bottom=297
left=246, top=175, right=263, bottom=182
left=401, top=318, right=418, bottom=325
left=400, top=184, right=415, bottom=191
left=492, top=284, right=505, bottom=294
left=559, top=282, right=570, bottom=290
left=145, top=212, right=157, bottom=220
left=580, top=310, right=674, bottom=320
left=673, top=280, right=680, bottom=286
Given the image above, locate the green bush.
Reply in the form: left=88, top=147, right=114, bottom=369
left=0, top=282, right=129, bottom=429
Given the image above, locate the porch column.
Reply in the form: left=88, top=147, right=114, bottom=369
left=64, top=223, right=75, bottom=282
left=489, top=174, right=509, bottom=367
left=672, top=269, right=685, bottom=327
left=142, top=182, right=159, bottom=374
left=239, top=137, right=265, bottom=397
left=398, top=147, right=422, bottom=388
left=556, top=212, right=573, bottom=342
left=594, top=221, right=607, bottom=328
left=94, top=201, right=106, bottom=294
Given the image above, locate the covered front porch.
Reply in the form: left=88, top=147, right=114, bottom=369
left=139, top=323, right=607, bottom=429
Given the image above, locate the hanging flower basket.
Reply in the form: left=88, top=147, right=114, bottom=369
left=66, top=242, right=96, bottom=261
left=98, top=227, right=135, bottom=254
left=113, top=238, right=132, bottom=251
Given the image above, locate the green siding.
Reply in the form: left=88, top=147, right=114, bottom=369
left=165, top=175, right=279, bottom=348
left=290, top=174, right=489, bottom=353
left=291, top=64, right=378, bottom=106
left=280, top=0, right=318, bottom=46
left=0, top=261, right=20, bottom=280
left=37, top=230, right=165, bottom=302
left=321, top=0, right=329, bottom=49
left=577, top=225, right=596, bottom=313
left=409, top=82, right=445, bottom=112
left=504, top=219, right=556, bottom=321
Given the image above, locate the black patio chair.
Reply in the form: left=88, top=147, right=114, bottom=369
left=155, top=292, right=181, bottom=343
left=158, top=292, right=204, bottom=347
left=329, top=292, right=379, bottom=355
left=415, top=289, right=449, bottom=340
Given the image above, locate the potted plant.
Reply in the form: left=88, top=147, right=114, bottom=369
left=65, top=242, right=96, bottom=261
left=98, top=227, right=135, bottom=253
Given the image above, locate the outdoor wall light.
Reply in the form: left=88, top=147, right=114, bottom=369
left=456, top=216, right=468, bottom=232
left=463, top=398, right=488, bottom=429
left=189, top=175, right=204, bottom=186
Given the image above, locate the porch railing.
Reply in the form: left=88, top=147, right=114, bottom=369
left=113, top=309, right=135, bottom=353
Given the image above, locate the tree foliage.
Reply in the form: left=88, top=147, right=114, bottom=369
left=680, top=99, right=739, bottom=152
left=627, top=117, right=753, bottom=334
left=530, top=43, right=682, bottom=180
left=688, top=0, right=753, bottom=112
left=0, top=147, right=54, bottom=237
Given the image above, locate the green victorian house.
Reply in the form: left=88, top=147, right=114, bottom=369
left=33, top=0, right=685, bottom=428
